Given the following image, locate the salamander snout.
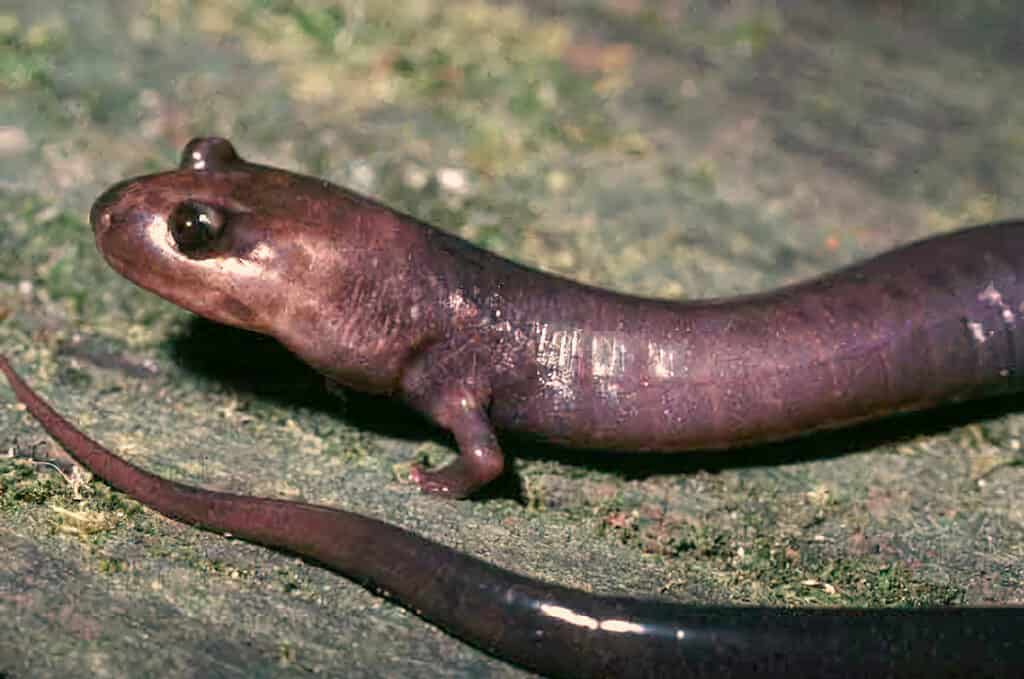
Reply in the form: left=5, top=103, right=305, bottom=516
left=89, top=178, right=135, bottom=239
left=89, top=196, right=112, bottom=235
left=88, top=176, right=168, bottom=279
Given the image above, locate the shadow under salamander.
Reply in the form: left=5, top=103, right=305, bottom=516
left=167, top=317, right=1023, bottom=498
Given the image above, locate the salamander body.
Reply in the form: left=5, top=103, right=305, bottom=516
left=6, top=137, right=1024, bottom=677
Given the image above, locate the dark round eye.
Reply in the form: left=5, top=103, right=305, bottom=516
left=168, top=201, right=225, bottom=252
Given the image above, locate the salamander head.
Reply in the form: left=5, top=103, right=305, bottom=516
left=90, top=137, right=370, bottom=335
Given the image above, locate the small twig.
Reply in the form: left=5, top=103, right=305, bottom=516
left=5, top=437, right=90, bottom=498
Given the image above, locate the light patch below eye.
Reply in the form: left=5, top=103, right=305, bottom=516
left=147, top=215, right=174, bottom=253
left=144, top=214, right=274, bottom=280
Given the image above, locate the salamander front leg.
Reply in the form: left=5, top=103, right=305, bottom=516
left=411, top=397, right=505, bottom=499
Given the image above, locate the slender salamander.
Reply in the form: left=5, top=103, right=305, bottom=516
left=4, top=137, right=1023, bottom=676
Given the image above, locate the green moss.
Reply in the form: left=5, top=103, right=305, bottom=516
left=0, top=16, right=62, bottom=90
left=0, top=461, right=66, bottom=509
left=0, top=194, right=103, bottom=315
left=283, top=4, right=347, bottom=52
left=97, top=557, right=128, bottom=574
left=738, top=539, right=966, bottom=608
left=727, top=15, right=781, bottom=54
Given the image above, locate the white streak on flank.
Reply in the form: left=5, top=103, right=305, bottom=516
left=535, top=324, right=582, bottom=401
left=539, top=604, right=598, bottom=630
left=978, top=281, right=1015, bottom=323
left=967, top=321, right=988, bottom=344
left=538, top=604, right=657, bottom=636
left=978, top=281, right=1003, bottom=306
left=648, top=342, right=678, bottom=379
left=591, top=333, right=626, bottom=378
left=599, top=619, right=647, bottom=634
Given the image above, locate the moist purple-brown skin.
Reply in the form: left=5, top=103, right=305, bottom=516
left=90, top=137, right=1024, bottom=498
left=3, top=356, right=1022, bottom=678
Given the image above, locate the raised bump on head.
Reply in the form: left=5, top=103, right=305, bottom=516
left=179, top=137, right=241, bottom=171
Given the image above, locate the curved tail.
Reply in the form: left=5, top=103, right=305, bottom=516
left=3, top=355, right=1021, bottom=678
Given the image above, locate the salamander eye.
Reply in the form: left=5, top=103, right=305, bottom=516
left=168, top=201, right=226, bottom=252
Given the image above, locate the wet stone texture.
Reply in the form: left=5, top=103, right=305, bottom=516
left=2, top=1, right=1024, bottom=676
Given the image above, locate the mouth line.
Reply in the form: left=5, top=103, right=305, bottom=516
left=92, top=240, right=133, bottom=280
left=99, top=251, right=124, bottom=276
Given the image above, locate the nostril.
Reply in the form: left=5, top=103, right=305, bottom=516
left=89, top=199, right=114, bottom=234
left=89, top=180, right=132, bottom=235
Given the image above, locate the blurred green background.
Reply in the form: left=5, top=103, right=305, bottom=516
left=2, top=1, right=1024, bottom=676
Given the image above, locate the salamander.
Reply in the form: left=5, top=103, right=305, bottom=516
left=5, top=136, right=1023, bottom=676
left=89, top=137, right=1024, bottom=498
left=2, top=356, right=1021, bottom=677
